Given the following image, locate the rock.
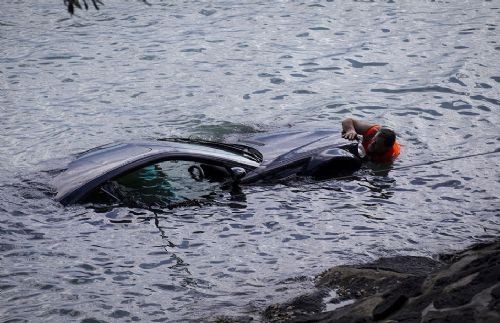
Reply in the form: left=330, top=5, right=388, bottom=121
left=359, top=255, right=442, bottom=276
left=260, top=240, right=500, bottom=322
left=262, top=290, right=328, bottom=322
left=209, top=315, right=253, bottom=323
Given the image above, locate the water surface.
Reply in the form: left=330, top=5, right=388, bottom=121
left=1, top=0, right=499, bottom=321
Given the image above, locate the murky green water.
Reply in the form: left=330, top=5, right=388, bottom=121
left=1, top=0, right=499, bottom=321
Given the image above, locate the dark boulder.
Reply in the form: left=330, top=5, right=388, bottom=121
left=264, top=240, right=500, bottom=322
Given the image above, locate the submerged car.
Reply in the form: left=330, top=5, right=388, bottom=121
left=53, top=129, right=364, bottom=206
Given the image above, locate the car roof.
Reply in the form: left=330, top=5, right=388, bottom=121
left=54, top=140, right=261, bottom=205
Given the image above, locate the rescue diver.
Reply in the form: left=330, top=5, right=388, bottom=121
left=341, top=118, right=400, bottom=163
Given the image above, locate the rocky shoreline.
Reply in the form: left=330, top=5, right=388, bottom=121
left=213, top=239, right=500, bottom=322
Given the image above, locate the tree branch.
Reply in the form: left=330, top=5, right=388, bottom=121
left=64, top=0, right=151, bottom=15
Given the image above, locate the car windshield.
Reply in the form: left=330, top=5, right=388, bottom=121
left=158, top=137, right=263, bottom=163
left=82, top=160, right=221, bottom=208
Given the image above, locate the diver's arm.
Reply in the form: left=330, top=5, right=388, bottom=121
left=341, top=118, right=376, bottom=140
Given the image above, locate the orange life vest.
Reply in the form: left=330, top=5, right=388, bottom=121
left=362, top=125, right=400, bottom=163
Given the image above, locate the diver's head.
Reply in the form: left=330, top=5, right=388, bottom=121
left=367, top=127, right=396, bottom=155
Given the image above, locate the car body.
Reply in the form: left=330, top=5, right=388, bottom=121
left=53, top=129, right=362, bottom=205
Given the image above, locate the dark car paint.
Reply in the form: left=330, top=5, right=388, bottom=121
left=54, top=141, right=261, bottom=205
left=53, top=129, right=361, bottom=205
left=237, top=129, right=360, bottom=182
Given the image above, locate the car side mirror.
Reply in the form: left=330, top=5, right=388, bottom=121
left=230, top=167, right=247, bottom=182
left=357, top=142, right=366, bottom=158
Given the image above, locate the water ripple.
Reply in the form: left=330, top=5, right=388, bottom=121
left=0, top=0, right=499, bottom=321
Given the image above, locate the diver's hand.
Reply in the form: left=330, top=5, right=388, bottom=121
left=342, top=130, right=358, bottom=140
